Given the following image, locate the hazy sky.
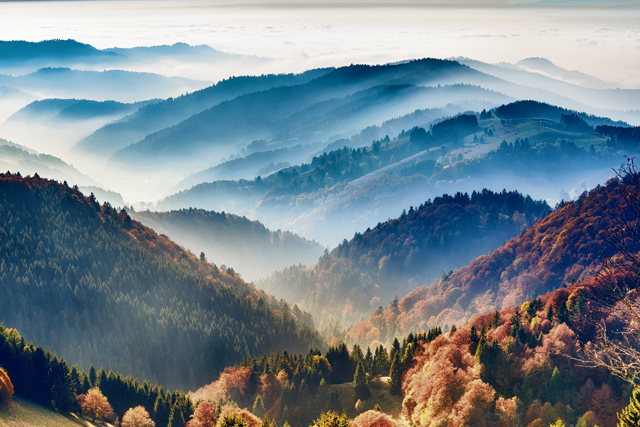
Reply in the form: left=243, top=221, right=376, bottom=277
left=0, top=1, right=638, bottom=87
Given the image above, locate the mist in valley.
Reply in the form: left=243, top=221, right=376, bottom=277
left=1, top=3, right=640, bottom=424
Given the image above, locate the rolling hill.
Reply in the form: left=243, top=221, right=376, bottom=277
left=108, top=59, right=513, bottom=170
left=0, top=174, right=324, bottom=390
left=347, top=176, right=624, bottom=347
left=8, top=98, right=158, bottom=123
left=257, top=189, right=550, bottom=328
left=154, top=100, right=636, bottom=248
left=0, top=67, right=208, bottom=103
left=130, top=208, right=324, bottom=282
left=74, top=68, right=332, bottom=159
left=0, top=138, right=97, bottom=186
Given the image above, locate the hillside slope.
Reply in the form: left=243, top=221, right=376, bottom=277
left=402, top=273, right=629, bottom=427
left=0, top=68, right=207, bottom=103
left=131, top=208, right=324, bottom=282
left=0, top=397, right=86, bottom=427
left=0, top=139, right=97, bottom=186
left=109, top=59, right=510, bottom=169
left=348, top=178, right=623, bottom=346
left=257, top=189, right=549, bottom=328
left=75, top=68, right=332, bottom=158
left=0, top=174, right=324, bottom=390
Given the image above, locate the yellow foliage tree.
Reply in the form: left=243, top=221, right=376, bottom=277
left=81, top=388, right=115, bottom=421
left=122, top=405, right=156, bottom=427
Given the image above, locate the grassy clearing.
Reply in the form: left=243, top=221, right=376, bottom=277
left=0, top=397, right=111, bottom=427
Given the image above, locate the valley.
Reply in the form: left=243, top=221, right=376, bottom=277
left=0, top=7, right=639, bottom=425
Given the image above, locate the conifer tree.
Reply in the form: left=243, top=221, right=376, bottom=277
left=389, top=338, right=401, bottom=362
left=469, top=324, right=480, bottom=354
left=154, top=395, right=171, bottom=427
left=353, top=361, right=370, bottom=399
left=364, top=347, right=373, bottom=373
left=252, top=395, right=265, bottom=418
left=618, top=388, right=640, bottom=427
left=312, top=411, right=350, bottom=427
left=389, top=352, right=402, bottom=396
left=546, top=304, right=555, bottom=322
left=88, top=365, right=97, bottom=387
left=167, top=402, right=186, bottom=427
left=548, top=366, right=563, bottom=403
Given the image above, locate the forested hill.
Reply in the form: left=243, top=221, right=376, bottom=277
left=0, top=173, right=324, bottom=390
left=130, top=208, right=324, bottom=282
left=348, top=178, right=622, bottom=347
left=76, top=68, right=333, bottom=158
left=257, top=189, right=549, bottom=329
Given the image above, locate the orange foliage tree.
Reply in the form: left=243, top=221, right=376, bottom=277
left=0, top=368, right=14, bottom=407
left=351, top=410, right=397, bottom=427
left=121, top=405, right=155, bottom=427
left=80, top=388, right=116, bottom=422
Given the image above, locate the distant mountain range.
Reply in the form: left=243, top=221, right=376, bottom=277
left=0, top=67, right=208, bottom=103
left=155, top=100, right=636, bottom=246
left=0, top=137, right=97, bottom=186
left=8, top=98, right=158, bottom=123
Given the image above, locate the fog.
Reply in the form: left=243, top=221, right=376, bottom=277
left=0, top=0, right=637, bottom=261
left=1, top=2, right=638, bottom=88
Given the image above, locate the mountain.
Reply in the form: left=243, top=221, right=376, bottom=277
left=516, top=57, right=616, bottom=90
left=0, top=39, right=120, bottom=63
left=8, top=98, right=157, bottom=123
left=0, top=174, right=324, bottom=390
left=130, top=208, right=324, bottom=282
left=0, top=68, right=209, bottom=103
left=155, top=100, right=635, bottom=247
left=0, top=40, right=270, bottom=82
left=257, top=189, right=549, bottom=328
left=0, top=86, right=35, bottom=122
left=74, top=68, right=332, bottom=159
left=0, top=138, right=97, bottom=186
left=347, top=177, right=623, bottom=347
left=108, top=59, right=514, bottom=170
left=173, top=143, right=325, bottom=191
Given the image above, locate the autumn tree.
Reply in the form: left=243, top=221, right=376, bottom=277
left=618, top=388, right=640, bottom=427
left=311, top=411, right=350, bottom=427
left=122, top=406, right=156, bottom=427
left=0, top=368, right=14, bottom=407
left=188, top=401, right=220, bottom=427
left=351, top=410, right=396, bottom=427
left=581, top=158, right=640, bottom=385
left=81, top=388, right=115, bottom=422
left=217, top=414, right=248, bottom=427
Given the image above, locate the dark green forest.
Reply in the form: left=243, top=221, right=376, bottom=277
left=0, top=173, right=324, bottom=390
left=0, top=324, right=195, bottom=427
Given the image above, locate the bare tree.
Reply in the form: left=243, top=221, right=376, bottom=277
left=580, top=157, right=640, bottom=386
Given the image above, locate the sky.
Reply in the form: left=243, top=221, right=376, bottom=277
left=0, top=1, right=638, bottom=87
